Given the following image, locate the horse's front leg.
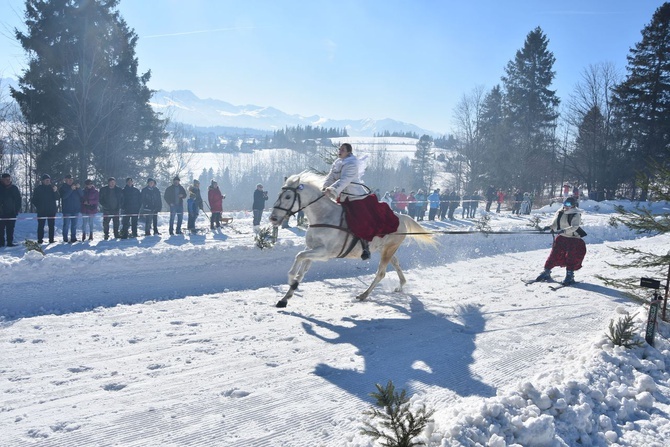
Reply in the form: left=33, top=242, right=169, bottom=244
left=276, top=249, right=323, bottom=307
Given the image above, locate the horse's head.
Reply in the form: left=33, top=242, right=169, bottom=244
left=269, top=172, right=322, bottom=226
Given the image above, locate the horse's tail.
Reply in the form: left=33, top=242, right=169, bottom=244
left=398, top=214, right=436, bottom=246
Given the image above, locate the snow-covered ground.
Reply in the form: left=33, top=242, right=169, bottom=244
left=1, top=199, right=669, bottom=446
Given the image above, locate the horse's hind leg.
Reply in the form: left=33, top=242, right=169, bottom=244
left=389, top=255, right=406, bottom=292
left=356, top=243, right=400, bottom=301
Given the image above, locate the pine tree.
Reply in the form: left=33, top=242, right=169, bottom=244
left=566, top=63, right=627, bottom=199
left=501, top=27, right=560, bottom=191
left=411, top=135, right=434, bottom=191
left=612, top=3, right=670, bottom=200
left=11, top=0, right=167, bottom=181
left=479, top=85, right=512, bottom=190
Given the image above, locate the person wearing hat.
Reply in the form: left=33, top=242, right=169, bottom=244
left=535, top=197, right=587, bottom=285
left=164, top=176, right=186, bottom=235
left=30, top=174, right=60, bottom=244
left=208, top=180, right=225, bottom=229
left=252, top=183, right=268, bottom=229
left=120, top=178, right=141, bottom=238
left=80, top=179, right=99, bottom=240
left=99, top=177, right=124, bottom=239
left=59, top=174, right=82, bottom=242
left=141, top=178, right=162, bottom=236
left=186, top=179, right=204, bottom=231
left=0, top=173, right=22, bottom=247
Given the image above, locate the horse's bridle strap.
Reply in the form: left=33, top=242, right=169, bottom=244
left=272, top=186, right=326, bottom=217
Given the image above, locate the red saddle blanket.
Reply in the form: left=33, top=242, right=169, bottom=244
left=340, top=195, right=400, bottom=242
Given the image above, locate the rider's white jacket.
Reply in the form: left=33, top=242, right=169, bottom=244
left=323, top=154, right=367, bottom=201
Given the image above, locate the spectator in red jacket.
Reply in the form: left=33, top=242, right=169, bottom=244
left=208, top=180, right=225, bottom=229
left=394, top=188, right=408, bottom=214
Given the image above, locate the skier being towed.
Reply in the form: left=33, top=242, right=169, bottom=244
left=535, top=197, right=587, bottom=285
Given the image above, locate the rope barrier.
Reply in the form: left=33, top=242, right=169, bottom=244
left=393, top=229, right=548, bottom=236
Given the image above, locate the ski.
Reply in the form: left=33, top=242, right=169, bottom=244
left=522, top=279, right=540, bottom=285
left=549, top=281, right=578, bottom=291
left=522, top=278, right=555, bottom=286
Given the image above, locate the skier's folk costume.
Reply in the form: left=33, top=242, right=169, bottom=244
left=536, top=197, right=587, bottom=285
left=322, top=143, right=398, bottom=260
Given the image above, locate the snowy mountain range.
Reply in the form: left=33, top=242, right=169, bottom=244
left=1, top=77, right=434, bottom=136
left=150, top=89, right=435, bottom=136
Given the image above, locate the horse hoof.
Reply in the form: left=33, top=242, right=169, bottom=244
left=276, top=300, right=288, bottom=308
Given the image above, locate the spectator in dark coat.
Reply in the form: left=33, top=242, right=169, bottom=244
left=31, top=174, right=60, bottom=244
left=461, top=193, right=471, bottom=219
left=252, top=183, right=268, bottom=228
left=485, top=185, right=496, bottom=212
left=164, top=176, right=187, bottom=235
left=448, top=191, right=460, bottom=220
left=439, top=190, right=449, bottom=220
left=0, top=173, right=22, bottom=247
left=415, top=189, right=426, bottom=221
left=208, top=180, right=225, bottom=229
left=141, top=178, right=162, bottom=236
left=121, top=177, right=142, bottom=238
left=80, top=179, right=99, bottom=240
left=59, top=174, right=83, bottom=242
left=99, top=177, right=124, bottom=239
left=513, top=190, right=524, bottom=215
left=469, top=191, right=480, bottom=218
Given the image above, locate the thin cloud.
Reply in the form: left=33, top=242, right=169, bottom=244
left=143, top=26, right=263, bottom=39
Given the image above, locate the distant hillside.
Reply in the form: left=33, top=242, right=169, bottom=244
left=150, top=89, right=436, bottom=137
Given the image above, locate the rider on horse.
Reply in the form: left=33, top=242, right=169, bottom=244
left=323, top=143, right=398, bottom=260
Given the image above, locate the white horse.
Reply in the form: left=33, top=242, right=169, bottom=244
left=269, top=172, right=434, bottom=308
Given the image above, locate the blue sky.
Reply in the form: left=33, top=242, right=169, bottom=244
left=0, top=0, right=666, bottom=133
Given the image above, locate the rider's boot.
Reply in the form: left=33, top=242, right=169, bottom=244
left=361, top=239, right=370, bottom=260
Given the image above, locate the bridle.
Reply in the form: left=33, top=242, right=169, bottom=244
left=272, top=185, right=326, bottom=219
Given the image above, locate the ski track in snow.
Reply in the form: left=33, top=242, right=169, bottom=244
left=0, top=205, right=668, bottom=446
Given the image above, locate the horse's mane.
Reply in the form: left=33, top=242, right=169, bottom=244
left=285, top=171, right=325, bottom=190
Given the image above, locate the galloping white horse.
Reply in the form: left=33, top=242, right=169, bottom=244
left=269, top=172, right=434, bottom=308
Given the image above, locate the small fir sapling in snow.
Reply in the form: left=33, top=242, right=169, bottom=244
left=24, top=239, right=45, bottom=255
left=254, top=226, right=275, bottom=250
left=360, top=380, right=434, bottom=447
left=527, top=215, right=542, bottom=230
left=606, top=313, right=644, bottom=348
left=475, top=214, right=492, bottom=235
